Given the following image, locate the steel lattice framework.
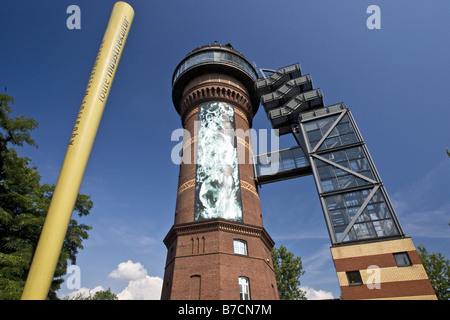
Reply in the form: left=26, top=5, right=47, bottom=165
left=254, top=64, right=404, bottom=246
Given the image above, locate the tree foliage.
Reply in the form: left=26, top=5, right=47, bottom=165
left=271, top=245, right=306, bottom=300
left=65, top=288, right=118, bottom=300
left=0, top=94, right=93, bottom=299
left=417, top=244, right=450, bottom=300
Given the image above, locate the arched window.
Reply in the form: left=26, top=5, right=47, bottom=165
left=238, top=277, right=250, bottom=300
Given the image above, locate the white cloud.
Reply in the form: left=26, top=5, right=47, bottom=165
left=109, top=260, right=163, bottom=300
left=108, top=260, right=148, bottom=281
left=117, top=275, right=163, bottom=300
left=60, top=260, right=163, bottom=300
left=301, top=286, right=334, bottom=300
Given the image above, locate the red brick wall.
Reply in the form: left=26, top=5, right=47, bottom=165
left=163, top=221, right=278, bottom=300
left=162, top=73, right=278, bottom=300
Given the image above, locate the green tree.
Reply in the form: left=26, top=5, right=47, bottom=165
left=417, top=244, right=450, bottom=300
left=271, top=245, right=306, bottom=300
left=0, top=93, right=93, bottom=299
left=65, top=288, right=118, bottom=300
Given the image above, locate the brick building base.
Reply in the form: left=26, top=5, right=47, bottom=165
left=161, top=219, right=278, bottom=300
left=331, top=238, right=437, bottom=300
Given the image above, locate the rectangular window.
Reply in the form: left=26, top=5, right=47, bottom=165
left=346, top=271, right=363, bottom=286
left=394, top=252, right=412, bottom=267
left=233, top=240, right=247, bottom=255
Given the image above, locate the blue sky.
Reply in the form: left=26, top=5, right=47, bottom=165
left=2, top=0, right=449, bottom=299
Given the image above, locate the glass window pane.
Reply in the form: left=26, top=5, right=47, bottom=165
left=349, top=158, right=368, bottom=172
left=323, top=136, right=340, bottom=150
left=333, top=224, right=346, bottom=240
left=304, top=121, right=318, bottom=132
left=323, top=186, right=401, bottom=243
left=346, top=271, right=363, bottom=285
left=375, top=219, right=397, bottom=237
left=347, top=207, right=359, bottom=220
left=334, top=168, right=347, bottom=176
left=279, top=149, right=291, bottom=159
left=344, top=191, right=363, bottom=204
left=291, top=147, right=305, bottom=158
left=239, top=277, right=250, bottom=300
left=336, top=121, right=353, bottom=135
left=233, top=240, right=247, bottom=255
left=318, top=166, right=333, bottom=179
left=368, top=203, right=389, bottom=220
left=321, top=179, right=337, bottom=192
left=326, top=150, right=347, bottom=163
left=337, top=175, right=357, bottom=190
left=294, top=156, right=308, bottom=168
left=394, top=252, right=412, bottom=267
left=369, top=190, right=385, bottom=203
left=314, top=159, right=328, bottom=168
left=282, top=157, right=296, bottom=171
left=326, top=194, right=345, bottom=210
left=330, top=209, right=346, bottom=226
left=352, top=222, right=377, bottom=240
left=360, top=170, right=375, bottom=180
left=346, top=147, right=365, bottom=160
left=327, top=127, right=339, bottom=138
left=341, top=133, right=358, bottom=145
left=317, top=116, right=336, bottom=133
left=307, top=129, right=322, bottom=144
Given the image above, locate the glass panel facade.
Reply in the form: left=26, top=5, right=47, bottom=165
left=315, top=158, right=371, bottom=192
left=254, top=146, right=310, bottom=178
left=301, top=108, right=402, bottom=244
left=303, top=114, right=360, bottom=152
left=195, top=102, right=243, bottom=222
left=324, top=189, right=400, bottom=242
left=304, top=114, right=340, bottom=150
left=173, top=50, right=258, bottom=84
left=318, top=115, right=359, bottom=151
left=313, top=146, right=376, bottom=193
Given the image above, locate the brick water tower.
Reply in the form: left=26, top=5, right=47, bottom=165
left=161, top=43, right=279, bottom=300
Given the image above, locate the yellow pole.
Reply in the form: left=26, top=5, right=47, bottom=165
left=21, top=2, right=134, bottom=300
